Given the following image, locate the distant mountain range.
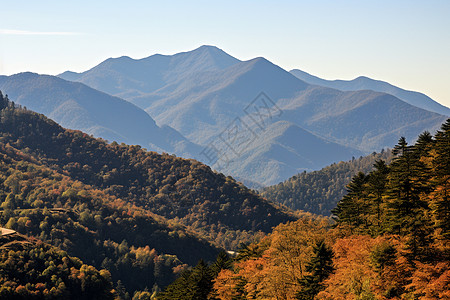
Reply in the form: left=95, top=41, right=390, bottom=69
left=56, top=45, right=448, bottom=185
left=2, top=46, right=447, bottom=186
left=290, top=69, right=450, bottom=116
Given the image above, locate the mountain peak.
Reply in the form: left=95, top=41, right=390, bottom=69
left=10, top=72, right=40, bottom=79
left=195, top=44, right=221, bottom=51
left=242, top=57, right=278, bottom=70
left=191, top=45, right=232, bottom=56
left=171, top=45, right=241, bottom=70
left=353, top=75, right=373, bottom=82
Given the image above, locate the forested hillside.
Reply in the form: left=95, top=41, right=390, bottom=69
left=159, top=120, right=450, bottom=299
left=0, top=91, right=297, bottom=296
left=0, top=139, right=220, bottom=294
left=261, top=151, right=393, bottom=215
left=0, top=232, right=114, bottom=299
left=0, top=93, right=225, bottom=295
left=0, top=91, right=296, bottom=250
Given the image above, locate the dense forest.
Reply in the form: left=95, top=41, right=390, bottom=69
left=261, top=151, right=393, bottom=215
left=159, top=120, right=450, bottom=299
left=0, top=91, right=298, bottom=297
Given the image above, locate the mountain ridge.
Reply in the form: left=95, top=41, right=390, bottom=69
left=290, top=69, right=450, bottom=116
left=0, top=72, right=201, bottom=158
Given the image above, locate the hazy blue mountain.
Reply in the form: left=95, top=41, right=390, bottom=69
left=59, top=45, right=240, bottom=100
left=276, top=86, right=447, bottom=152
left=136, top=57, right=309, bottom=144
left=0, top=72, right=201, bottom=157
left=57, top=46, right=448, bottom=185
left=290, top=69, right=450, bottom=116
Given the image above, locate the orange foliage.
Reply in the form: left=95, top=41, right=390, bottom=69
left=407, top=261, right=450, bottom=300
left=213, top=217, right=332, bottom=300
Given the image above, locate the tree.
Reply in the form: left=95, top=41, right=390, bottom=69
left=158, top=259, right=215, bottom=300
left=431, top=119, right=450, bottom=240
left=296, top=240, right=334, bottom=300
left=0, top=91, right=8, bottom=110
left=366, top=160, right=389, bottom=233
left=332, top=172, right=368, bottom=231
left=386, top=137, right=431, bottom=258
left=210, top=252, right=231, bottom=277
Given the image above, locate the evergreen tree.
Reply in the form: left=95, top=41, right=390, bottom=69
left=414, top=131, right=434, bottom=157
left=157, top=270, right=190, bottom=299
left=296, top=240, right=334, bottom=300
left=0, top=90, right=6, bottom=110
left=159, top=255, right=232, bottom=300
left=431, top=119, right=450, bottom=239
left=332, top=172, right=368, bottom=230
left=387, top=137, right=431, bottom=258
left=235, top=243, right=260, bottom=261
left=433, top=120, right=450, bottom=178
left=158, top=251, right=234, bottom=299
left=189, top=260, right=214, bottom=300
left=366, top=160, right=389, bottom=234
left=210, top=251, right=231, bottom=277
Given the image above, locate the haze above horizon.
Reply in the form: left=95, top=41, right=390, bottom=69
left=1, top=0, right=449, bottom=107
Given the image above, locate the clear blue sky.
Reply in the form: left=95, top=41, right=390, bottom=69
left=1, top=0, right=449, bottom=107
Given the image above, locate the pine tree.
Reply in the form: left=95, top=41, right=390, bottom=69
left=0, top=90, right=6, bottom=110
left=414, top=131, right=434, bottom=157
left=158, top=260, right=215, bottom=300
left=296, top=240, right=334, bottom=300
left=190, top=260, right=214, bottom=300
left=158, top=271, right=192, bottom=300
left=387, top=137, right=432, bottom=258
left=235, top=243, right=260, bottom=261
left=431, top=119, right=450, bottom=239
left=366, top=160, right=389, bottom=234
left=210, top=251, right=231, bottom=277
left=332, top=172, right=368, bottom=231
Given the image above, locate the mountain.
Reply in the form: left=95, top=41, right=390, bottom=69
left=290, top=69, right=450, bottom=116
left=261, top=150, right=393, bottom=216
left=59, top=45, right=240, bottom=100
left=276, top=86, right=447, bottom=152
left=0, top=72, right=200, bottom=158
left=58, top=46, right=447, bottom=186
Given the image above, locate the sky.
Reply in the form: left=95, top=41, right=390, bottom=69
left=1, top=0, right=449, bottom=107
